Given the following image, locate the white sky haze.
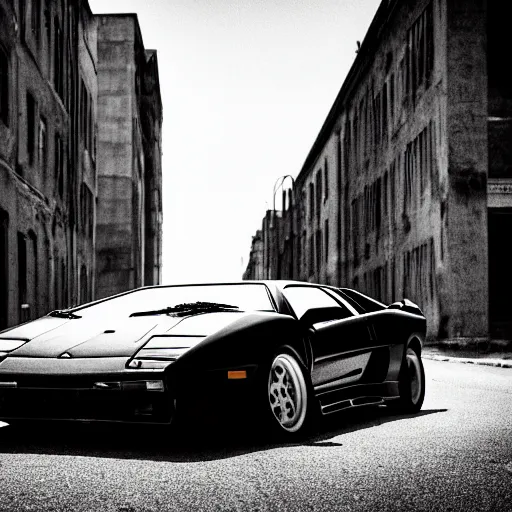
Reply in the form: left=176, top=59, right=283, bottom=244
left=88, top=0, right=382, bottom=284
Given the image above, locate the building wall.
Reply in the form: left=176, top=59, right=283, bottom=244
left=443, top=0, right=488, bottom=340
left=0, top=0, right=96, bottom=329
left=141, top=50, right=163, bottom=287
left=77, top=3, right=98, bottom=304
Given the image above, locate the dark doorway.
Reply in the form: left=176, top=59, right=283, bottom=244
left=488, top=209, right=512, bottom=339
left=0, top=211, right=7, bottom=330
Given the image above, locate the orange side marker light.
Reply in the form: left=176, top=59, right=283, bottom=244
left=227, top=370, right=247, bottom=380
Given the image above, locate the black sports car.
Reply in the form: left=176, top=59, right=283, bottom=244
left=0, top=281, right=426, bottom=436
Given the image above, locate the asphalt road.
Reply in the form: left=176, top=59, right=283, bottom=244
left=0, top=360, right=511, bottom=512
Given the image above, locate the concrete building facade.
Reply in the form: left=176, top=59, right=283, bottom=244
left=0, top=1, right=163, bottom=329
left=245, top=0, right=509, bottom=344
left=95, top=15, right=163, bottom=299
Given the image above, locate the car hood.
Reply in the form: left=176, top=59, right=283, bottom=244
left=1, top=311, right=250, bottom=358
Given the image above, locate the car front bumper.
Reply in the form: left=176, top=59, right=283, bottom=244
left=0, top=379, right=174, bottom=424
left=0, top=357, right=174, bottom=424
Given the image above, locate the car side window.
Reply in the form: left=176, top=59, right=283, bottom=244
left=283, top=286, right=353, bottom=321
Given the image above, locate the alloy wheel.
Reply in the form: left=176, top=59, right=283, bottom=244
left=268, top=353, right=308, bottom=433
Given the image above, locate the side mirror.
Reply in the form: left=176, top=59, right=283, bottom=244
left=300, top=306, right=350, bottom=326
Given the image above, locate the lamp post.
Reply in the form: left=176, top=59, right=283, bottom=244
left=271, top=175, right=295, bottom=280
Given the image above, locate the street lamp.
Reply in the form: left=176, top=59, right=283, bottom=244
left=271, top=175, right=295, bottom=280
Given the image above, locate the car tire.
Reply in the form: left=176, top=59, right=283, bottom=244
left=390, top=347, right=425, bottom=413
left=264, top=349, right=315, bottom=438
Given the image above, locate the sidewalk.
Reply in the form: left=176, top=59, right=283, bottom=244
left=422, top=345, right=512, bottom=368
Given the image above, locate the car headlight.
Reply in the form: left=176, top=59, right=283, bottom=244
left=127, top=336, right=205, bottom=369
left=0, top=339, right=27, bottom=352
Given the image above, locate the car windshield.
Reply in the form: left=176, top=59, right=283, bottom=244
left=67, top=283, right=275, bottom=319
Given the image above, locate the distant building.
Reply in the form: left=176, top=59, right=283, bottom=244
left=95, top=14, right=163, bottom=299
left=243, top=229, right=264, bottom=280
left=0, top=1, right=163, bottom=329
left=246, top=0, right=511, bottom=344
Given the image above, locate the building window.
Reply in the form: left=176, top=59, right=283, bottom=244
left=324, top=220, right=329, bottom=263
left=401, top=239, right=435, bottom=308
left=27, top=92, right=36, bottom=165
left=309, top=182, right=314, bottom=221
left=17, top=232, right=27, bottom=323
left=55, top=133, right=65, bottom=198
left=27, top=230, right=38, bottom=320
left=80, top=183, right=94, bottom=238
left=315, top=229, right=322, bottom=274
left=404, top=122, right=435, bottom=213
left=382, top=82, right=388, bottom=140
left=315, top=171, right=322, bottom=220
left=308, top=234, right=314, bottom=277
left=53, top=253, right=59, bottom=309
left=89, top=92, right=95, bottom=157
left=38, top=116, right=47, bottom=174
left=343, top=119, right=351, bottom=181
left=0, top=210, right=8, bottom=330
left=44, top=0, right=51, bottom=63
left=31, top=0, right=42, bottom=44
left=54, top=17, right=64, bottom=99
left=351, top=198, right=360, bottom=266
left=389, top=73, right=395, bottom=129
left=80, top=79, right=93, bottom=152
left=324, top=158, right=329, bottom=200
left=407, top=1, right=434, bottom=99
left=0, top=45, right=9, bottom=126
left=375, top=177, right=381, bottom=234
left=80, top=265, right=88, bottom=304
left=61, top=258, right=67, bottom=309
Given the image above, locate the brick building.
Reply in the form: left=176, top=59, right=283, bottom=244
left=245, top=0, right=510, bottom=344
left=0, top=1, right=162, bottom=329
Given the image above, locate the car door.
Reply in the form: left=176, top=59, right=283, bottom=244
left=282, top=285, right=373, bottom=390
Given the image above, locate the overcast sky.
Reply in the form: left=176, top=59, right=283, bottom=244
left=88, top=0, right=382, bottom=284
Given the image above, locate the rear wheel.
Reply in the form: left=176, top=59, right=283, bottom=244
left=266, top=351, right=311, bottom=436
left=390, top=347, right=425, bottom=413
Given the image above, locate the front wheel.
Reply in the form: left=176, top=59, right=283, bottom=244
left=390, top=347, right=425, bottom=413
left=267, top=351, right=311, bottom=435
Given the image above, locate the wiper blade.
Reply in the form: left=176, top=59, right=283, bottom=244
left=130, top=301, right=240, bottom=318
left=48, top=309, right=82, bottom=319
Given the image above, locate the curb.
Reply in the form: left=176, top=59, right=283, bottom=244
left=422, top=353, right=512, bottom=368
